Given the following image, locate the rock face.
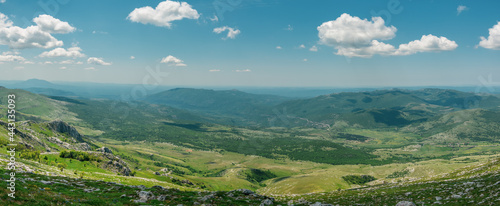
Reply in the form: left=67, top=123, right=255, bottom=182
left=103, top=159, right=131, bottom=176
left=48, top=120, right=84, bottom=142
left=96, top=147, right=113, bottom=154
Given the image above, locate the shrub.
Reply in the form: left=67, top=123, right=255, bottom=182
left=342, top=175, right=376, bottom=185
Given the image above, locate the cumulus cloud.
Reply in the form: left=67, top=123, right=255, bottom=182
left=395, top=34, right=458, bottom=55
left=213, top=26, right=240, bottom=39
left=299, top=44, right=306, bottom=49
left=130, top=56, right=135, bottom=59
left=39, top=47, right=85, bottom=58
left=336, top=40, right=397, bottom=57
left=479, top=22, right=500, bottom=50
left=276, top=46, right=282, bottom=49
left=0, top=0, right=5, bottom=3
left=209, top=69, right=220, bottom=72
left=318, top=13, right=396, bottom=48
left=457, top=5, right=468, bottom=15
left=84, top=67, right=95, bottom=70
left=0, top=13, right=13, bottom=28
left=317, top=13, right=457, bottom=57
left=127, top=0, right=199, bottom=28
left=33, top=14, right=76, bottom=34
left=309, top=45, right=318, bottom=52
left=60, top=66, right=67, bottom=70
left=0, top=13, right=72, bottom=49
left=87, top=57, right=112, bottom=66
left=160, top=55, right=186, bottom=66
left=0, top=52, right=25, bottom=62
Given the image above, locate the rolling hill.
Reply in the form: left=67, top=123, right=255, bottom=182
left=144, top=88, right=293, bottom=125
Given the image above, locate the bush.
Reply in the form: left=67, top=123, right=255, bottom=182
left=57, top=163, right=67, bottom=172
left=342, top=175, right=376, bottom=185
left=19, top=150, right=40, bottom=161
left=386, top=169, right=410, bottom=178
left=60, top=150, right=99, bottom=162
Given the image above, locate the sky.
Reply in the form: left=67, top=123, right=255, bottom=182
left=0, top=0, right=499, bottom=87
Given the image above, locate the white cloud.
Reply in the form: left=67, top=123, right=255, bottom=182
left=318, top=13, right=396, bottom=48
left=0, top=13, right=13, bottom=28
left=309, top=45, right=318, bottom=52
left=479, top=22, right=500, bottom=50
left=130, top=56, right=135, bottom=60
left=318, top=13, right=457, bottom=57
left=0, top=13, right=68, bottom=49
left=58, top=60, right=81, bottom=64
left=276, top=46, right=282, bottom=49
left=0, top=0, right=6, bottom=4
left=39, top=47, right=85, bottom=58
left=87, top=57, right=112, bottom=66
left=299, top=44, right=306, bottom=49
left=0, top=53, right=25, bottom=62
left=235, top=69, right=251, bottom=72
left=2, top=51, right=19, bottom=55
left=127, top=0, right=200, bottom=28
left=84, top=67, right=95, bottom=70
left=303, top=59, right=308, bottom=62
left=210, top=15, right=218, bottom=22
left=213, top=26, right=240, bottom=39
left=286, top=24, right=293, bottom=31
left=14, top=66, right=24, bottom=70
left=395, top=34, right=458, bottom=55
left=160, top=55, right=186, bottom=66
left=209, top=69, right=220, bottom=72
left=33, top=14, right=76, bottom=34
left=60, top=66, right=67, bottom=70
left=40, top=61, right=53, bottom=64
left=21, top=61, right=34, bottom=64
left=457, top=5, right=468, bottom=15
left=92, top=30, right=108, bottom=35
left=337, top=40, right=396, bottom=57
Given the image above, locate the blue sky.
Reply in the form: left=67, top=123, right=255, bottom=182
left=0, top=0, right=499, bottom=87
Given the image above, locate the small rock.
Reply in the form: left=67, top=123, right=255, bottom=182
left=199, top=194, right=215, bottom=202
left=405, top=192, right=412, bottom=196
left=152, top=185, right=164, bottom=190
left=236, top=189, right=254, bottom=195
left=395, top=201, right=416, bottom=206
left=40, top=180, right=53, bottom=185
left=451, top=194, right=462, bottom=199
left=135, top=190, right=155, bottom=203
left=157, top=195, right=166, bottom=201
left=261, top=199, right=273, bottom=205
left=435, top=196, right=442, bottom=201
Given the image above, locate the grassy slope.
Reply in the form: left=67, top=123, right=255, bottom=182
left=278, top=156, right=500, bottom=205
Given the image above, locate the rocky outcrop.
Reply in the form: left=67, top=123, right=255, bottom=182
left=48, top=120, right=84, bottom=142
left=101, top=156, right=131, bottom=176
left=96, top=147, right=113, bottom=154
